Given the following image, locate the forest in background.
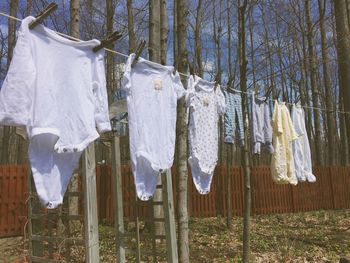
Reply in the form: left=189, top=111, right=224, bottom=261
left=1, top=0, right=350, bottom=167
left=1, top=1, right=350, bottom=262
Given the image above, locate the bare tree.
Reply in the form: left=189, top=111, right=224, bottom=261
left=1, top=0, right=18, bottom=164
left=318, top=0, right=336, bottom=165
left=176, top=0, right=189, bottom=261
left=127, top=0, right=136, bottom=53
left=305, top=0, right=324, bottom=165
left=238, top=0, right=251, bottom=262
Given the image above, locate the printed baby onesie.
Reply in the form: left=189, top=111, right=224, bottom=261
left=0, top=17, right=111, bottom=208
left=291, top=104, right=316, bottom=182
left=251, top=92, right=274, bottom=154
left=186, top=75, right=226, bottom=194
left=122, top=54, right=185, bottom=200
left=271, top=101, right=298, bottom=185
left=224, top=89, right=244, bottom=146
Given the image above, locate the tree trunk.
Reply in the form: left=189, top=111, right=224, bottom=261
left=149, top=0, right=161, bottom=62
left=176, top=0, right=189, bottom=261
left=106, top=0, right=115, bottom=104
left=160, top=0, right=168, bottom=65
left=1, top=0, right=18, bottom=164
left=194, top=0, right=203, bottom=77
left=26, top=0, right=32, bottom=15
left=68, top=0, right=81, bottom=218
left=226, top=0, right=233, bottom=231
left=318, top=0, right=336, bottom=165
left=238, top=1, right=251, bottom=262
left=149, top=0, right=165, bottom=238
left=127, top=0, right=136, bottom=53
left=305, top=0, right=324, bottom=165
left=334, top=0, right=350, bottom=160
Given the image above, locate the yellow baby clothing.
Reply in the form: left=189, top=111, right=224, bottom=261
left=271, top=100, right=298, bottom=185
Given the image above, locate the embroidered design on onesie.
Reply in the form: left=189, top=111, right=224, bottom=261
left=122, top=54, right=185, bottom=201
left=154, top=77, right=163, bottom=90
left=186, top=75, right=226, bottom=194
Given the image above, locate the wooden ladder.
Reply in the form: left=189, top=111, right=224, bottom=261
left=111, top=133, right=178, bottom=263
left=27, top=144, right=100, bottom=262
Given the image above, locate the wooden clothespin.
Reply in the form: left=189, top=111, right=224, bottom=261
left=131, top=39, right=146, bottom=67
left=93, top=31, right=122, bottom=52
left=264, top=85, right=273, bottom=102
left=29, top=3, right=58, bottom=30
left=274, top=89, right=281, bottom=101
left=295, top=94, right=301, bottom=104
left=283, top=92, right=288, bottom=102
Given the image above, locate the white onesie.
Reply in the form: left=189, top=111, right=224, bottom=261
left=0, top=17, right=111, bottom=208
left=186, top=75, right=226, bottom=194
left=122, top=54, right=185, bottom=200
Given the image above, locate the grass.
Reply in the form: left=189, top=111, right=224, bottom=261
left=1, top=210, right=349, bottom=262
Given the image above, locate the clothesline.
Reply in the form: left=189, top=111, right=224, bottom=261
left=0, top=11, right=349, bottom=116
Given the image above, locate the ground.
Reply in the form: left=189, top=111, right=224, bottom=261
left=1, top=210, right=349, bottom=262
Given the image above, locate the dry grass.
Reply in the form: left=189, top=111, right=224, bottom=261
left=1, top=210, right=349, bottom=262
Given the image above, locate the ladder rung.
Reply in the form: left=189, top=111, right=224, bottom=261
left=31, top=235, right=84, bottom=245
left=65, top=192, right=82, bottom=197
left=30, top=214, right=83, bottom=221
left=141, top=250, right=167, bottom=256
left=151, top=201, right=163, bottom=205
left=31, top=256, right=66, bottom=263
left=152, top=218, right=165, bottom=222
left=154, top=235, right=166, bottom=240
left=62, top=214, right=83, bottom=221
left=156, top=185, right=163, bottom=189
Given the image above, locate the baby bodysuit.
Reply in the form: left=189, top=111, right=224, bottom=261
left=186, top=75, right=226, bottom=194
left=0, top=17, right=111, bottom=208
left=291, top=104, right=316, bottom=182
left=122, top=54, right=185, bottom=200
left=271, top=101, right=298, bottom=185
left=251, top=92, right=274, bottom=154
left=223, top=89, right=244, bottom=145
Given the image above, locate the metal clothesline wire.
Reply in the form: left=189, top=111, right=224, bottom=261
left=0, top=11, right=349, bottom=115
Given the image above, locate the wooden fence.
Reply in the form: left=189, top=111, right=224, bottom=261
left=0, top=165, right=27, bottom=237
left=1, top=165, right=350, bottom=237
left=95, top=165, right=350, bottom=222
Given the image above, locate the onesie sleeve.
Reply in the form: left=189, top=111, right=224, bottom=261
left=272, top=100, right=283, bottom=135
left=172, top=70, right=186, bottom=99
left=215, top=85, right=226, bottom=115
left=291, top=106, right=303, bottom=137
left=287, top=109, right=298, bottom=141
left=121, top=53, right=135, bottom=95
left=0, top=18, right=36, bottom=126
left=93, top=53, right=111, bottom=133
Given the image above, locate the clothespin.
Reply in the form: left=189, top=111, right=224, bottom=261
left=131, top=39, right=146, bottom=67
left=295, top=95, right=301, bottom=104
left=189, top=64, right=195, bottom=76
left=274, top=89, right=281, bottom=101
left=93, top=31, right=122, bottom=52
left=29, top=3, right=58, bottom=29
left=253, top=85, right=260, bottom=98
left=264, top=85, right=273, bottom=102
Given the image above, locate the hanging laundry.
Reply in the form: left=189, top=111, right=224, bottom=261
left=271, top=101, right=298, bottom=185
left=186, top=75, right=226, bottom=194
left=0, top=17, right=111, bottom=208
left=251, top=92, right=274, bottom=154
left=291, top=104, right=316, bottom=182
left=122, top=54, right=185, bottom=201
left=223, top=89, right=244, bottom=145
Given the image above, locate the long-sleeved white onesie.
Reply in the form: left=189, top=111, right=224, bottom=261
left=0, top=17, right=111, bottom=208
left=122, top=54, right=185, bottom=200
